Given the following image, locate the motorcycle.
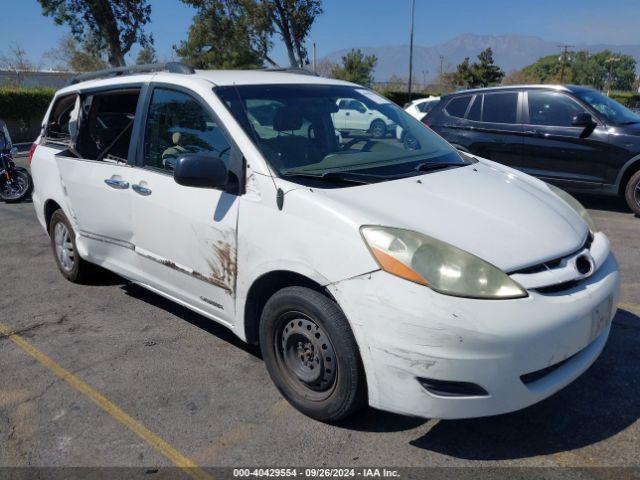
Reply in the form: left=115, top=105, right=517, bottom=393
left=0, top=120, right=33, bottom=203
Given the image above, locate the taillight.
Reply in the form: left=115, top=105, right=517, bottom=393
left=27, top=143, right=37, bottom=164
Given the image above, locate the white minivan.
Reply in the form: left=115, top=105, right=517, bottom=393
left=31, top=63, right=620, bottom=422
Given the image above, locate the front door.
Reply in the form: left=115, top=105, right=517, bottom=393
left=131, top=86, right=239, bottom=325
left=520, top=90, right=613, bottom=187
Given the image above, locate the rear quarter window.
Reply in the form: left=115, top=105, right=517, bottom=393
left=444, top=96, right=471, bottom=118
left=43, top=94, right=77, bottom=145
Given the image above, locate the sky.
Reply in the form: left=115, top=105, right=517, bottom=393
left=1, top=0, right=639, bottom=68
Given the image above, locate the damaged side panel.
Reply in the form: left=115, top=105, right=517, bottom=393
left=130, top=168, right=239, bottom=325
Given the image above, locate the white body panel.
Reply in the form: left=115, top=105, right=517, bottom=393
left=405, top=97, right=440, bottom=120
left=31, top=69, right=620, bottom=419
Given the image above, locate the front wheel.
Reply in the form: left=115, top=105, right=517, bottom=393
left=1, top=167, right=33, bottom=203
left=624, top=169, right=640, bottom=216
left=259, top=287, right=367, bottom=422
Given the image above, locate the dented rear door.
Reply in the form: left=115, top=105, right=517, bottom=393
left=130, top=85, right=239, bottom=325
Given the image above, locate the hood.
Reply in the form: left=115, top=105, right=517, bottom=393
left=299, top=160, right=588, bottom=272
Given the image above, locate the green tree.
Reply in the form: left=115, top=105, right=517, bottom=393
left=516, top=49, right=636, bottom=90
left=472, top=48, right=504, bottom=87
left=176, top=0, right=322, bottom=69
left=175, top=0, right=274, bottom=69
left=45, top=34, right=108, bottom=72
left=265, top=0, right=322, bottom=67
left=449, top=48, right=504, bottom=88
left=136, top=45, right=157, bottom=65
left=38, top=0, right=152, bottom=67
left=331, top=49, right=377, bottom=86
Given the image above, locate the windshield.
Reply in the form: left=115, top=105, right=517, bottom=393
left=575, top=89, right=640, bottom=125
left=215, top=84, right=468, bottom=186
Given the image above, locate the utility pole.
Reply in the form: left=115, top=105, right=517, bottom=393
left=439, top=55, right=444, bottom=79
left=558, top=44, right=575, bottom=84
left=312, top=42, right=316, bottom=73
left=606, top=56, right=621, bottom=96
left=407, top=0, right=415, bottom=101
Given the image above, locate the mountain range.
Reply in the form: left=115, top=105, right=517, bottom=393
left=323, top=34, right=640, bottom=82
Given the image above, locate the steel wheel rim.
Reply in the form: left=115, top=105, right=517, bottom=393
left=54, top=222, right=75, bottom=272
left=275, top=311, right=337, bottom=401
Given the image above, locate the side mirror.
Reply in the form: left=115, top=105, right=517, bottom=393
left=173, top=153, right=228, bottom=189
left=572, top=113, right=596, bottom=138
left=572, top=112, right=595, bottom=127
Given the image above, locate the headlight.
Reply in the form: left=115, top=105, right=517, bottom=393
left=547, top=183, right=597, bottom=232
left=360, top=226, right=527, bottom=299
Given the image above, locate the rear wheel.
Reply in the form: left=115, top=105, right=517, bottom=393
left=259, top=287, right=367, bottom=422
left=624, top=169, right=640, bottom=216
left=49, top=210, right=99, bottom=283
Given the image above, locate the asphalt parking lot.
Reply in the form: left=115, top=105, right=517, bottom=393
left=1, top=156, right=640, bottom=475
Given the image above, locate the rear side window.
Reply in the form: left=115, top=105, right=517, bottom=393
left=444, top=96, right=471, bottom=118
left=44, top=94, right=77, bottom=145
left=482, top=92, right=518, bottom=124
left=75, top=89, right=140, bottom=162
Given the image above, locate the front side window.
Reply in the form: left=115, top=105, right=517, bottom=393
left=143, top=88, right=231, bottom=172
left=482, top=92, right=518, bottom=124
left=215, top=84, right=469, bottom=187
left=444, top=96, right=471, bottom=118
left=528, top=91, right=586, bottom=127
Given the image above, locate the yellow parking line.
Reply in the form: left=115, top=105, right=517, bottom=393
left=0, top=321, right=213, bottom=480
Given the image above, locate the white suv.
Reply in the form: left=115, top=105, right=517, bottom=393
left=31, top=63, right=620, bottom=422
left=332, top=98, right=395, bottom=138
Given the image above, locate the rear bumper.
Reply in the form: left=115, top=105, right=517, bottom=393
left=328, top=252, right=620, bottom=419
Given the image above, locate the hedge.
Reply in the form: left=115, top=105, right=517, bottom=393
left=0, top=86, right=56, bottom=121
left=375, top=89, right=442, bottom=107
left=609, top=91, right=640, bottom=107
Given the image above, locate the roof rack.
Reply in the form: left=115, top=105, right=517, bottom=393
left=68, top=62, right=195, bottom=85
left=262, top=67, right=318, bottom=76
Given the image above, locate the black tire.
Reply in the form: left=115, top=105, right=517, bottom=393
left=49, top=210, right=100, bottom=283
left=259, top=286, right=367, bottom=422
left=369, top=119, right=386, bottom=139
left=624, top=169, right=640, bottom=216
left=1, top=167, right=33, bottom=203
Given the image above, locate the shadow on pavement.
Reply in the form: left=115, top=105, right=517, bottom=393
left=120, top=282, right=262, bottom=359
left=411, top=308, right=640, bottom=459
left=575, top=192, right=634, bottom=215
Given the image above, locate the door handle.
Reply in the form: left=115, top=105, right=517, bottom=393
left=524, top=130, right=540, bottom=137
left=132, top=184, right=152, bottom=196
left=104, top=178, right=129, bottom=189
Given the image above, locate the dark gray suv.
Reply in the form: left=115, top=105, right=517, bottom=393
left=425, top=85, right=640, bottom=215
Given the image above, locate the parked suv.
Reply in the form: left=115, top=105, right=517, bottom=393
left=31, top=64, right=619, bottom=421
left=425, top=85, right=640, bottom=215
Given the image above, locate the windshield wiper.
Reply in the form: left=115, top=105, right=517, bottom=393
left=282, top=171, right=381, bottom=184
left=415, top=161, right=462, bottom=172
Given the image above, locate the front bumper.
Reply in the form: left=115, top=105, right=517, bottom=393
left=327, top=251, right=620, bottom=419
